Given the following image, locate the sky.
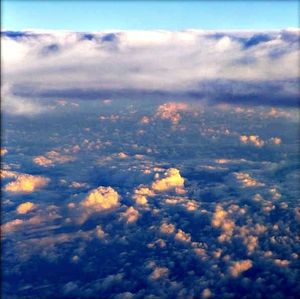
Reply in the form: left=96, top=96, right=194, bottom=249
left=2, top=0, right=299, bottom=31
left=1, top=1, right=300, bottom=299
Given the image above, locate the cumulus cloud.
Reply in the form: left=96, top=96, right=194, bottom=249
left=229, top=260, right=253, bottom=277
left=174, top=229, right=192, bottom=243
left=2, top=29, right=299, bottom=113
left=151, top=168, right=185, bottom=192
left=132, top=185, right=155, bottom=206
left=16, top=202, right=37, bottom=214
left=155, top=102, right=188, bottom=125
left=269, top=137, right=282, bottom=145
left=240, top=135, right=265, bottom=147
left=121, top=206, right=139, bottom=223
left=234, top=172, right=264, bottom=188
left=1, top=148, right=8, bottom=156
left=149, top=266, right=169, bottom=280
left=33, top=150, right=75, bottom=167
left=160, top=222, right=176, bottom=234
left=211, top=204, right=235, bottom=242
left=4, top=173, right=49, bottom=193
left=81, top=186, right=120, bottom=213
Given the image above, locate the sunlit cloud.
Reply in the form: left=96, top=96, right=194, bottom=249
left=81, top=186, right=120, bottom=212
left=4, top=173, right=49, bottom=193
left=151, top=168, right=185, bottom=192
left=16, top=202, right=37, bottom=214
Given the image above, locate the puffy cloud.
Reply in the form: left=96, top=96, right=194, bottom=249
left=234, top=172, right=264, bottom=187
left=132, top=185, right=155, bottom=206
left=81, top=186, right=120, bottom=212
left=4, top=174, right=49, bottom=193
left=160, top=222, right=176, bottom=234
left=95, top=225, right=106, bottom=239
left=155, top=102, right=188, bottom=124
left=294, top=207, right=300, bottom=222
left=140, top=116, right=150, bottom=124
left=1, top=148, right=8, bottom=156
left=201, top=288, right=212, bottom=299
left=121, top=206, right=139, bottom=223
left=69, top=181, right=88, bottom=189
left=16, top=202, right=36, bottom=214
left=175, top=229, right=192, bottom=243
left=269, top=137, right=282, bottom=145
left=117, top=152, right=128, bottom=159
left=274, top=259, right=289, bottom=267
left=151, top=168, right=185, bottom=192
left=211, top=205, right=235, bottom=242
left=1, top=170, right=18, bottom=179
left=229, top=260, right=253, bottom=277
left=33, top=150, right=75, bottom=167
left=240, top=135, right=265, bottom=147
left=149, top=266, right=169, bottom=280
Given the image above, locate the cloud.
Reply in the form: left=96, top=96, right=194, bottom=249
left=4, top=173, right=49, bottom=193
left=174, top=229, right=192, bottom=243
left=16, top=202, right=37, bottom=214
left=160, top=222, right=176, bottom=234
left=81, top=186, right=120, bottom=212
left=1, top=83, right=47, bottom=115
left=151, top=168, right=185, bottom=192
left=149, top=266, right=169, bottom=280
left=229, top=260, right=253, bottom=277
left=201, top=288, right=212, bottom=299
left=2, top=29, right=299, bottom=112
left=1, top=148, right=8, bottom=156
left=33, top=150, right=75, bottom=167
left=121, top=206, right=139, bottom=223
left=1, top=219, right=24, bottom=233
left=211, top=204, right=235, bottom=242
left=240, top=135, right=265, bottom=147
left=234, top=172, right=264, bottom=188
left=269, top=137, right=282, bottom=145
left=132, top=185, right=155, bottom=206
left=155, top=102, right=188, bottom=125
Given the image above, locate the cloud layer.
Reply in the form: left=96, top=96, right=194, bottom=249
left=1, top=28, right=299, bottom=113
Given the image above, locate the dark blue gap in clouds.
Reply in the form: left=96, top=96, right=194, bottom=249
left=11, top=79, right=300, bottom=107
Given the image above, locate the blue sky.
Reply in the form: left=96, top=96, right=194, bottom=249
left=2, top=0, right=299, bottom=31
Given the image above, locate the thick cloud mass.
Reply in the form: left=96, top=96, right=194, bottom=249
left=1, top=28, right=299, bottom=113
left=81, top=186, right=120, bottom=211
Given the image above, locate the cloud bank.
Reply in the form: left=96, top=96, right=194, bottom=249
left=1, top=29, right=299, bottom=113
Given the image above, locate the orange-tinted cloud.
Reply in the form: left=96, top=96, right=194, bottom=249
left=81, top=186, right=120, bottom=212
left=155, top=102, right=188, bottom=125
left=151, top=168, right=184, bottom=192
left=16, top=202, right=37, bottom=214
left=5, top=174, right=49, bottom=193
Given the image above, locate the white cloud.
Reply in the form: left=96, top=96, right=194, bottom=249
left=151, top=168, right=185, bottom=192
left=240, top=135, right=265, bottom=147
left=2, top=29, right=299, bottom=113
left=33, top=150, right=75, bottom=167
left=4, top=173, right=49, bottom=193
left=155, top=102, right=189, bottom=125
left=234, top=172, right=264, bottom=188
left=81, top=186, right=120, bottom=212
left=121, top=206, right=139, bottom=223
